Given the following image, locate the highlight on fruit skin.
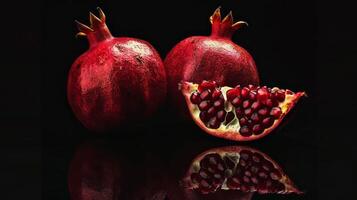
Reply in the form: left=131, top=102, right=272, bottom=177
left=181, top=146, right=302, bottom=195
left=180, top=81, right=306, bottom=141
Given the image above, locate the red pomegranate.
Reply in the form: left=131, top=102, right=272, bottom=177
left=180, top=81, right=305, bottom=141
left=164, top=7, right=259, bottom=116
left=67, top=8, right=167, bottom=132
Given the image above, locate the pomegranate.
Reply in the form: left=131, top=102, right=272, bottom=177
left=164, top=7, right=259, bottom=116
left=182, top=146, right=302, bottom=194
left=180, top=81, right=305, bottom=141
left=67, top=8, right=167, bottom=132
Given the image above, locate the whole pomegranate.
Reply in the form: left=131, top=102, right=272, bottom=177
left=67, top=8, right=167, bottom=132
left=164, top=7, right=259, bottom=116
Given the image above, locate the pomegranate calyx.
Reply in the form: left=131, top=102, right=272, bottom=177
left=75, top=7, right=113, bottom=47
left=210, top=7, right=248, bottom=39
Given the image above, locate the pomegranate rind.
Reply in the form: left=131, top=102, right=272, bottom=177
left=180, top=81, right=305, bottom=141
left=182, top=146, right=302, bottom=194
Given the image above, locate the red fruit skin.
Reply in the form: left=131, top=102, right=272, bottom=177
left=67, top=10, right=166, bottom=132
left=164, top=8, right=259, bottom=117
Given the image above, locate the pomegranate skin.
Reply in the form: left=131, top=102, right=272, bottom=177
left=164, top=8, right=259, bottom=116
left=67, top=9, right=166, bottom=132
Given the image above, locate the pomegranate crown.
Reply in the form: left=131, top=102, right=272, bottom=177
left=75, top=7, right=113, bottom=46
left=209, top=7, right=248, bottom=38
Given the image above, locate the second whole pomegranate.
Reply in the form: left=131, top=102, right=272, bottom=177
left=164, top=7, right=259, bottom=116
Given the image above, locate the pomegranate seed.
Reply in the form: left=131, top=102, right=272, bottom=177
left=226, top=88, right=240, bottom=101
left=199, top=169, right=211, bottom=179
left=208, top=117, right=220, bottom=129
left=240, top=126, right=252, bottom=136
left=190, top=92, right=201, bottom=104
left=275, top=90, right=285, bottom=102
left=231, top=97, right=242, bottom=107
left=240, top=150, right=251, bottom=160
left=251, top=101, right=261, bottom=111
left=258, top=171, right=268, bottom=179
left=251, top=113, right=260, bottom=123
left=262, top=117, right=274, bottom=128
left=211, top=90, right=222, bottom=100
left=200, top=90, right=211, bottom=101
left=252, top=124, right=263, bottom=135
left=198, top=80, right=217, bottom=92
left=262, top=160, right=274, bottom=171
left=270, top=170, right=282, bottom=180
left=241, top=87, right=250, bottom=98
left=225, top=112, right=235, bottom=124
left=242, top=100, right=251, bottom=108
left=244, top=108, right=253, bottom=117
left=251, top=176, right=259, bottom=184
left=248, top=84, right=256, bottom=90
left=244, top=171, right=252, bottom=177
left=264, top=99, right=273, bottom=107
left=216, top=110, right=226, bottom=122
left=243, top=176, right=251, bottom=183
left=239, top=117, right=248, bottom=126
left=213, top=99, right=224, bottom=109
left=249, top=91, right=257, bottom=101
left=258, top=107, right=269, bottom=116
left=270, top=107, right=282, bottom=119
left=235, top=107, right=244, bottom=118
left=250, top=166, right=259, bottom=174
left=199, top=111, right=209, bottom=123
left=240, top=185, right=249, bottom=192
left=207, top=107, right=216, bottom=117
left=199, top=179, right=211, bottom=188
left=199, top=101, right=210, bottom=111
left=252, top=153, right=263, bottom=163
left=257, top=88, right=269, bottom=102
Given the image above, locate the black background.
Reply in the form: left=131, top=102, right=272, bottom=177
left=1, top=0, right=356, bottom=199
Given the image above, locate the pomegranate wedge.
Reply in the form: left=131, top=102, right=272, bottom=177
left=182, top=146, right=302, bottom=194
left=180, top=81, right=305, bottom=141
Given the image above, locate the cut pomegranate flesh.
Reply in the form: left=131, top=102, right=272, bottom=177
left=180, top=81, right=305, bottom=141
left=182, top=146, right=302, bottom=194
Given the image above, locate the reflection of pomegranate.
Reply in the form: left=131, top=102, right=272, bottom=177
left=180, top=81, right=305, bottom=141
left=164, top=7, right=259, bottom=116
left=182, top=146, right=302, bottom=195
left=67, top=8, right=167, bottom=132
left=68, top=140, right=122, bottom=200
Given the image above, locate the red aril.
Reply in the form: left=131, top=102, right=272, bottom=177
left=180, top=81, right=305, bottom=141
left=164, top=7, right=259, bottom=117
left=182, top=146, right=302, bottom=194
left=67, top=8, right=166, bottom=132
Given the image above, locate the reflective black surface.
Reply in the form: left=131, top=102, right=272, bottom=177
left=43, top=102, right=316, bottom=200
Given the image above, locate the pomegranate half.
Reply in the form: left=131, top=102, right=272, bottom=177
left=182, top=146, right=302, bottom=194
left=165, top=7, right=259, bottom=116
left=180, top=81, right=305, bottom=141
left=67, top=8, right=167, bottom=132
